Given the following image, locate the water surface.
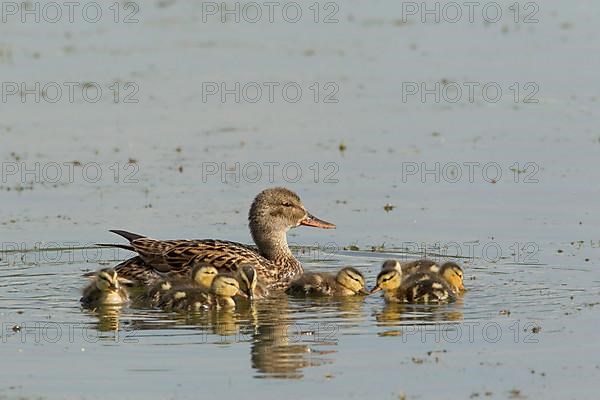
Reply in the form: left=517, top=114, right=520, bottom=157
left=2, top=0, right=600, bottom=398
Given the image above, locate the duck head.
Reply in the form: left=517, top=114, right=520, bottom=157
left=248, top=187, right=335, bottom=258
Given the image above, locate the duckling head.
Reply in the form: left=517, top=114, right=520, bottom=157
left=237, top=264, right=258, bottom=300
left=249, top=188, right=335, bottom=256
left=336, top=267, right=370, bottom=295
left=95, top=268, right=121, bottom=292
left=370, top=269, right=402, bottom=294
left=439, top=262, right=465, bottom=292
left=191, top=264, right=219, bottom=289
left=381, top=259, right=402, bottom=272
left=211, top=275, right=245, bottom=299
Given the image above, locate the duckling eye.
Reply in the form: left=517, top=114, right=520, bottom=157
left=282, top=202, right=293, bottom=207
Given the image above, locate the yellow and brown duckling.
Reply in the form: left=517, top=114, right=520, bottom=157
left=157, top=274, right=247, bottom=312
left=235, top=263, right=267, bottom=300
left=285, top=267, right=370, bottom=297
left=371, top=268, right=455, bottom=304
left=81, top=268, right=132, bottom=307
left=142, top=263, right=219, bottom=306
left=380, top=259, right=465, bottom=294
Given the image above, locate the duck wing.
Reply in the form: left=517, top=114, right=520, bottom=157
left=109, top=230, right=268, bottom=272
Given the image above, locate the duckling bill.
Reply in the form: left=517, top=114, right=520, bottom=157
left=286, top=267, right=369, bottom=297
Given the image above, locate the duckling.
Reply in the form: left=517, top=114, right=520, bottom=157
left=157, top=274, right=247, bottom=312
left=381, top=259, right=465, bottom=294
left=142, top=264, right=219, bottom=306
left=370, top=269, right=455, bottom=304
left=285, top=267, right=369, bottom=297
left=235, top=263, right=268, bottom=300
left=81, top=268, right=132, bottom=307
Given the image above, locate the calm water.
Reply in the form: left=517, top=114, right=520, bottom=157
left=2, top=0, right=600, bottom=398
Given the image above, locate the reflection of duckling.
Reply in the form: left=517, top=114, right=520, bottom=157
left=157, top=275, right=246, bottom=312
left=285, top=267, right=369, bottom=296
left=81, top=268, right=131, bottom=307
left=381, top=259, right=465, bottom=294
left=371, top=269, right=455, bottom=304
left=142, top=264, right=219, bottom=306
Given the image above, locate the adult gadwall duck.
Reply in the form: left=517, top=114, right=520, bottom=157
left=102, top=187, right=335, bottom=294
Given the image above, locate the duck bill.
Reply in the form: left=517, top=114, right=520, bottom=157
left=237, top=290, right=249, bottom=299
left=300, top=213, right=336, bottom=229
left=358, top=288, right=371, bottom=295
left=369, top=286, right=382, bottom=294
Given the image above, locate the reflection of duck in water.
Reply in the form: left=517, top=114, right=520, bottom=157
left=81, top=268, right=132, bottom=308
left=249, top=296, right=335, bottom=379
left=285, top=267, right=369, bottom=297
left=381, top=259, right=465, bottom=294
left=371, top=269, right=456, bottom=304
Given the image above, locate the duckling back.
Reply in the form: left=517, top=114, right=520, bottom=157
left=156, top=274, right=241, bottom=311
left=286, top=272, right=337, bottom=296
left=399, top=259, right=439, bottom=275
left=157, top=288, right=216, bottom=312
left=400, top=272, right=455, bottom=303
